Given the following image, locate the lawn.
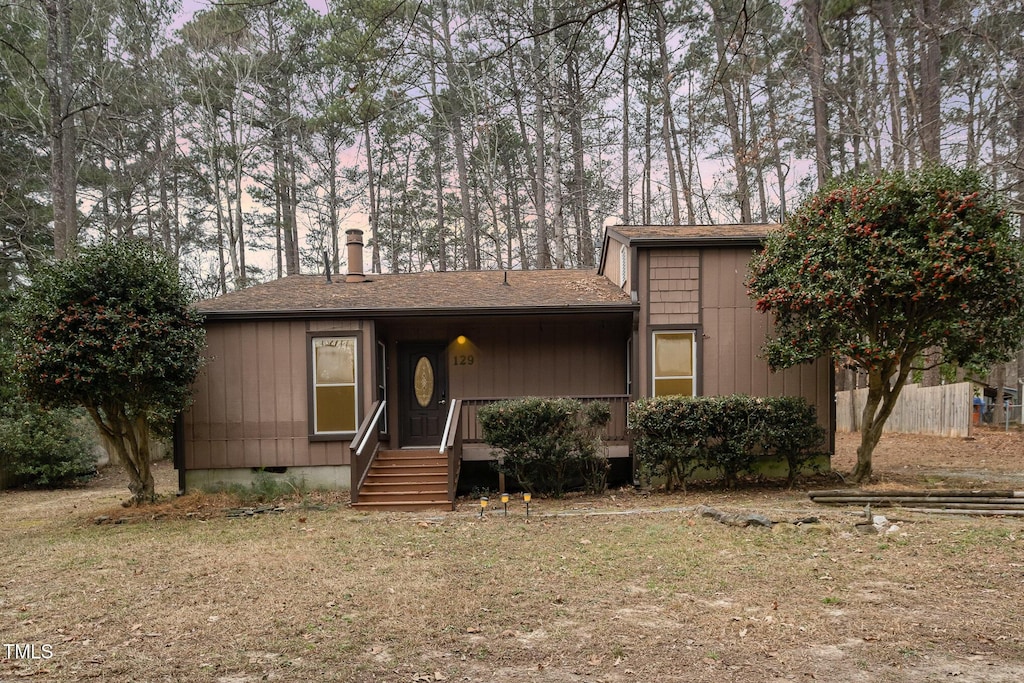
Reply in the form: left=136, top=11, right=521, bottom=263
left=1, top=431, right=1023, bottom=682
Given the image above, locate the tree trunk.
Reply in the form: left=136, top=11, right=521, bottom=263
left=655, top=7, right=680, bottom=224
left=643, top=94, right=652, bottom=224
left=87, top=406, right=155, bottom=505
left=803, top=0, right=830, bottom=188
left=711, top=4, right=752, bottom=222
left=532, top=6, right=550, bottom=269
left=915, top=0, right=942, bottom=163
left=852, top=361, right=912, bottom=483
left=567, top=51, right=593, bottom=267
left=876, top=0, right=906, bottom=171
left=46, top=0, right=78, bottom=259
left=363, top=118, right=380, bottom=274
left=328, top=134, right=340, bottom=274
left=429, top=43, right=447, bottom=272
left=621, top=20, right=630, bottom=224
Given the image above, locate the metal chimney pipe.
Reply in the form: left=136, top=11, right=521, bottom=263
left=345, top=228, right=365, bottom=283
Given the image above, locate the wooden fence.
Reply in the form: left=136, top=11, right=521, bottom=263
left=836, top=382, right=973, bottom=438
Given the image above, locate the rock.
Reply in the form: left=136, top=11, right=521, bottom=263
left=696, top=504, right=773, bottom=528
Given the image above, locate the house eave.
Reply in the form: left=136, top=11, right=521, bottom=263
left=605, top=227, right=767, bottom=249
left=199, top=303, right=640, bottom=322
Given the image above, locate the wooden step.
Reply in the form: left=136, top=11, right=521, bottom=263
left=362, top=479, right=447, bottom=493
left=357, top=489, right=449, bottom=503
left=352, top=448, right=454, bottom=511
left=375, top=452, right=446, bottom=467
left=351, top=500, right=452, bottom=512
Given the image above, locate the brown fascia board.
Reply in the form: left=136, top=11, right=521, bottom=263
left=596, top=230, right=612, bottom=276
left=605, top=226, right=767, bottom=249
left=199, top=302, right=640, bottom=322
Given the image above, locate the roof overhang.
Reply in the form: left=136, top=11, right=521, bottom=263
left=605, top=226, right=769, bottom=249
left=200, top=303, right=640, bottom=322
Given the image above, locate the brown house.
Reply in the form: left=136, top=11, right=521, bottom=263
left=177, top=225, right=833, bottom=509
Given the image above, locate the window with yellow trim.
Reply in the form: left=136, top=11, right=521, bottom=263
left=312, top=337, right=358, bottom=434
left=652, top=331, right=695, bottom=397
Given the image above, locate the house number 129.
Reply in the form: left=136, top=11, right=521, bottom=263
left=453, top=355, right=475, bottom=366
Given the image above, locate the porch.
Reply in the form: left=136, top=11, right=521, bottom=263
left=349, top=394, right=631, bottom=511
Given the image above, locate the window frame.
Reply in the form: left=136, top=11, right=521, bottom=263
left=651, top=330, right=697, bottom=398
left=308, top=334, right=360, bottom=440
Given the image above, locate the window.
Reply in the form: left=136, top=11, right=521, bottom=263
left=652, top=331, right=696, bottom=397
left=619, top=244, right=628, bottom=287
left=312, top=336, right=358, bottom=434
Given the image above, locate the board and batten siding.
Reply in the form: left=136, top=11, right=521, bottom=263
left=636, top=245, right=833, bottom=437
left=184, top=319, right=372, bottom=470
left=601, top=233, right=630, bottom=291
left=381, top=316, right=630, bottom=403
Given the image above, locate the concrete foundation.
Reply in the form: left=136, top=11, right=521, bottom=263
left=183, top=466, right=351, bottom=492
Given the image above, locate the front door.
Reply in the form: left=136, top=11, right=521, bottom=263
left=399, top=343, right=448, bottom=447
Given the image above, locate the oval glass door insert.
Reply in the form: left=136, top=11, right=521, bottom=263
left=414, top=356, right=434, bottom=408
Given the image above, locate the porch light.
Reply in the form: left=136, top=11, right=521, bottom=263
left=501, top=492, right=509, bottom=516
left=456, top=335, right=467, bottom=345
left=480, top=496, right=488, bottom=518
left=523, top=492, right=531, bottom=517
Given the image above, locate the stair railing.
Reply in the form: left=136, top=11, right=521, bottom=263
left=440, top=398, right=463, bottom=509
left=350, top=399, right=386, bottom=503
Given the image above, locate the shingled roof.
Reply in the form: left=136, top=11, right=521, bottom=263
left=198, top=269, right=634, bottom=319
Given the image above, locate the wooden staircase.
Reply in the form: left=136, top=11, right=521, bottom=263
left=351, top=449, right=452, bottom=512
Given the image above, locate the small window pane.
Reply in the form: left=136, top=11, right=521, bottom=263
left=315, top=338, right=355, bottom=384
left=654, top=378, right=693, bottom=397
left=654, top=333, right=693, bottom=376
left=316, top=385, right=357, bottom=432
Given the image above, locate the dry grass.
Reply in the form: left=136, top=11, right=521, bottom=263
left=2, top=430, right=1023, bottom=682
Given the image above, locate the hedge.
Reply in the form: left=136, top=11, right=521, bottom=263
left=628, top=395, right=825, bottom=490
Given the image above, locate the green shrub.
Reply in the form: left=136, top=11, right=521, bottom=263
left=709, top=396, right=761, bottom=489
left=478, top=397, right=611, bottom=496
left=758, top=397, right=826, bottom=487
left=1, top=297, right=95, bottom=488
left=628, top=396, right=711, bottom=491
left=0, top=401, right=96, bottom=488
left=629, top=395, right=824, bottom=490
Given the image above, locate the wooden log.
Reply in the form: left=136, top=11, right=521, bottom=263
left=897, top=508, right=1024, bottom=517
left=808, top=489, right=1021, bottom=499
left=811, top=496, right=1024, bottom=506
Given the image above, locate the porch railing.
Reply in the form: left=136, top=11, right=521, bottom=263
left=350, top=399, right=386, bottom=503
left=458, top=395, right=631, bottom=445
left=440, top=399, right=463, bottom=509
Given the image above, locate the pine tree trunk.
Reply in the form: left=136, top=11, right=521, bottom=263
left=915, top=0, right=942, bottom=162
left=621, top=22, right=630, bottom=225
left=46, top=0, right=77, bottom=259
left=803, top=0, right=830, bottom=187
left=655, top=7, right=680, bottom=224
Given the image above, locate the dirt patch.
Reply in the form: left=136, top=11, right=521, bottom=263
left=2, top=434, right=1023, bottom=682
left=833, top=428, right=1024, bottom=488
